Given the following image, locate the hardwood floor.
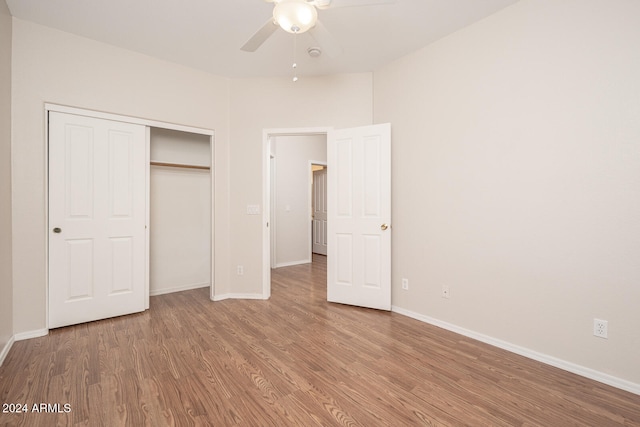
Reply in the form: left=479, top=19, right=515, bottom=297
left=1, top=255, right=639, bottom=426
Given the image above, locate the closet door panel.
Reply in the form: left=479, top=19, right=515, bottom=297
left=49, top=112, right=147, bottom=329
left=108, top=130, right=135, bottom=218
left=65, top=124, right=95, bottom=219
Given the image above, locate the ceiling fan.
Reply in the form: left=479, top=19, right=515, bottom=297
left=240, top=0, right=395, bottom=57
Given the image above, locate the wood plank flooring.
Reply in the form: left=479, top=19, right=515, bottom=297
left=1, top=255, right=639, bottom=426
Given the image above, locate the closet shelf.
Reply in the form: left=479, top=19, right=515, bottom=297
left=150, top=161, right=210, bottom=170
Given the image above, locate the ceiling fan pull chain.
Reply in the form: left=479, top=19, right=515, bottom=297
left=292, top=29, right=299, bottom=82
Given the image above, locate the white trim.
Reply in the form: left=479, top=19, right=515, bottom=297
left=270, top=154, right=277, bottom=269
left=45, top=103, right=214, bottom=136
left=392, top=305, right=640, bottom=396
left=209, top=134, right=216, bottom=301
left=265, top=127, right=330, bottom=137
left=275, top=260, right=311, bottom=268
left=212, top=293, right=267, bottom=302
left=14, top=329, right=48, bottom=341
left=263, top=127, right=332, bottom=300
left=44, top=104, right=50, bottom=329
left=145, top=126, right=151, bottom=309
left=263, top=131, right=273, bottom=299
left=150, top=282, right=210, bottom=297
left=309, top=160, right=327, bottom=260
left=0, top=336, right=15, bottom=366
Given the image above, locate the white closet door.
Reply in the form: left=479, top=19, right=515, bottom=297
left=49, top=112, right=147, bottom=328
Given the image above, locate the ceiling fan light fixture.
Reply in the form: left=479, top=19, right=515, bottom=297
left=273, top=0, right=318, bottom=34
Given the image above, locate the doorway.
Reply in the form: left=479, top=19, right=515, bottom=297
left=269, top=133, right=326, bottom=268
left=262, top=127, right=331, bottom=299
left=262, top=123, right=392, bottom=310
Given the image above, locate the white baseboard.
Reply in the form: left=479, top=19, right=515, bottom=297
left=14, top=329, right=48, bottom=341
left=274, top=259, right=311, bottom=268
left=150, top=282, right=209, bottom=297
left=392, top=305, right=640, bottom=396
left=0, top=335, right=15, bottom=366
left=212, top=293, right=267, bottom=302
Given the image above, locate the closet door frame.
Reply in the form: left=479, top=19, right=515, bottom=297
left=45, top=104, right=216, bottom=322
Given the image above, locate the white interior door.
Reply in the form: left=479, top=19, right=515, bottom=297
left=312, top=167, right=328, bottom=255
left=327, top=123, right=391, bottom=310
left=49, top=111, right=147, bottom=328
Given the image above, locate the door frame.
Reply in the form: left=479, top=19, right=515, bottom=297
left=262, top=127, right=332, bottom=299
left=45, top=104, right=216, bottom=328
left=269, top=154, right=277, bottom=269
left=310, top=161, right=328, bottom=258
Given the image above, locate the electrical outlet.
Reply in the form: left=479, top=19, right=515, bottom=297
left=442, top=285, right=450, bottom=299
left=401, top=278, right=409, bottom=290
left=237, top=265, right=244, bottom=276
left=593, top=319, right=608, bottom=339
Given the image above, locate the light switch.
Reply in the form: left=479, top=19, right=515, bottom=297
left=246, top=205, right=261, bottom=215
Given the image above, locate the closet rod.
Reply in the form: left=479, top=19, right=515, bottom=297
left=150, top=161, right=210, bottom=170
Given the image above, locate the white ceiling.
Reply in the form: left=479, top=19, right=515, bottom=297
left=6, top=0, right=519, bottom=79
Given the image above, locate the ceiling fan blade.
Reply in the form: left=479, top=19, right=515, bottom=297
left=241, top=19, right=279, bottom=52
left=322, top=0, right=395, bottom=8
left=308, top=20, right=343, bottom=57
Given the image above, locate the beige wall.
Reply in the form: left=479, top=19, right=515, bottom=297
left=11, top=19, right=231, bottom=333
left=273, top=134, right=327, bottom=267
left=229, top=75, right=373, bottom=295
left=0, top=0, right=13, bottom=358
left=374, top=0, right=640, bottom=385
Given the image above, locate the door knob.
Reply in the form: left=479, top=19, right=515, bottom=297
left=381, top=223, right=389, bottom=231
left=53, top=227, right=62, bottom=233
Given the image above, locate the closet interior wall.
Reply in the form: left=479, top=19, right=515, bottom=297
left=149, top=128, right=211, bottom=296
